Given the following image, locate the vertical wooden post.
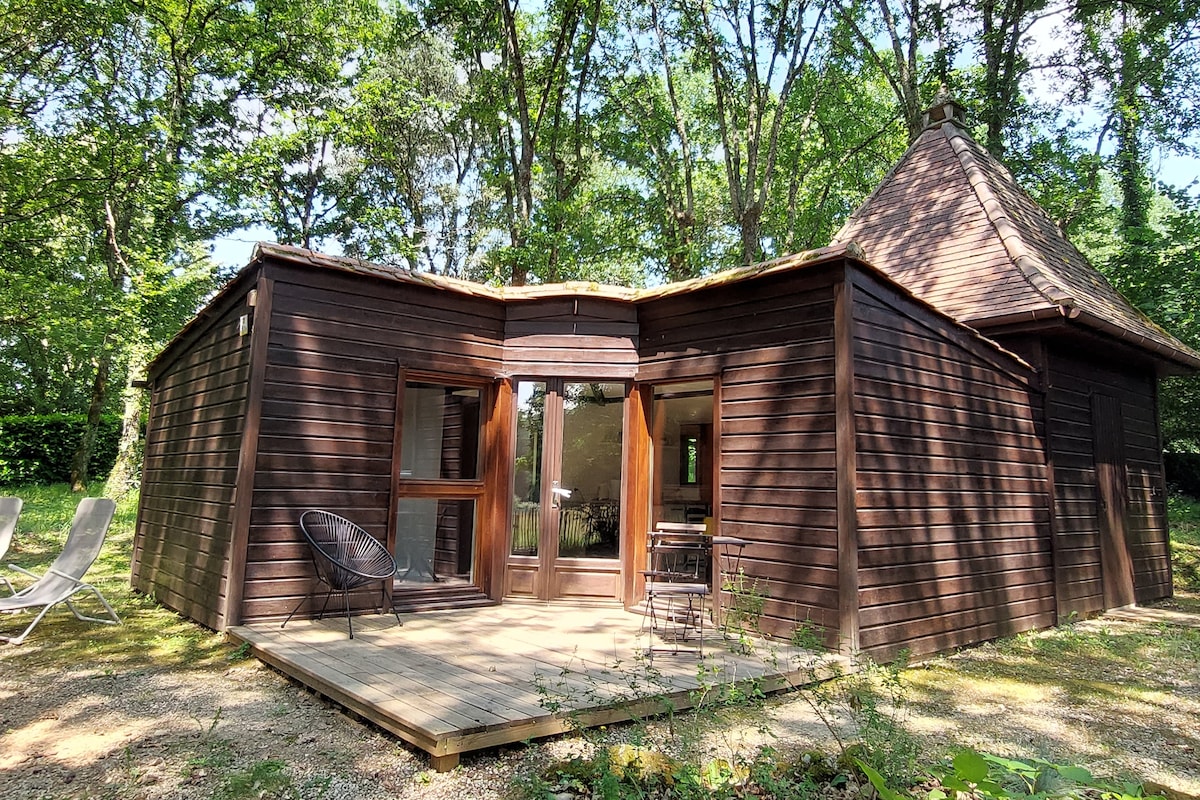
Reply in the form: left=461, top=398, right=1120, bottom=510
left=385, top=364, right=407, bottom=608
left=710, top=375, right=725, bottom=624
left=622, top=383, right=652, bottom=607
left=833, top=272, right=860, bottom=655
left=540, top=382, right=565, bottom=600
left=483, top=378, right=515, bottom=601
left=1029, top=341, right=1062, bottom=623
left=129, top=378, right=162, bottom=587
left=224, top=273, right=273, bottom=629
left=1151, top=375, right=1172, bottom=594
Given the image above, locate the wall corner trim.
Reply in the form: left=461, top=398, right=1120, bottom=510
left=223, top=274, right=274, bottom=629
left=834, top=269, right=861, bottom=655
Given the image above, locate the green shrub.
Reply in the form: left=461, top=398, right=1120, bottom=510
left=923, top=748, right=1167, bottom=800
left=0, top=414, right=121, bottom=485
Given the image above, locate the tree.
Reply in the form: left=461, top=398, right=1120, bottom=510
left=343, top=30, right=488, bottom=275
left=680, top=0, right=837, bottom=265
left=836, top=0, right=931, bottom=143
left=0, top=0, right=377, bottom=489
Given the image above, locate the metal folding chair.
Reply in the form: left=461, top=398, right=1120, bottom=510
left=642, top=522, right=711, bottom=656
left=0, top=498, right=120, bottom=644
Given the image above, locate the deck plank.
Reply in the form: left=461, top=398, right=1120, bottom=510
left=229, top=603, right=825, bottom=768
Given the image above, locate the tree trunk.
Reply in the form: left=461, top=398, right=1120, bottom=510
left=1114, top=7, right=1150, bottom=276
left=70, top=345, right=112, bottom=492
left=105, top=341, right=150, bottom=497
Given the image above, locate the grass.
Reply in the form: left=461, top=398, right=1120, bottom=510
left=1168, top=493, right=1200, bottom=600
left=0, top=482, right=234, bottom=672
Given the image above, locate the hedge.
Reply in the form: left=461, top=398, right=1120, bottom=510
left=0, top=414, right=122, bottom=485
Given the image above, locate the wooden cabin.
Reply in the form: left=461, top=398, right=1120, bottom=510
left=132, top=99, right=1197, bottom=660
left=834, top=96, right=1200, bottom=621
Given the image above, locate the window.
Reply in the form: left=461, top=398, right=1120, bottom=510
left=652, top=381, right=714, bottom=524
left=396, top=497, right=476, bottom=586
left=397, top=377, right=486, bottom=590
left=400, top=382, right=481, bottom=480
left=680, top=428, right=702, bottom=486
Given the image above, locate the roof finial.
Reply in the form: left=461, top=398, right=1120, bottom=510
left=922, top=85, right=967, bottom=129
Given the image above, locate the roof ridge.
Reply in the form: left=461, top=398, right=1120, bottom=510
left=942, top=122, right=1078, bottom=311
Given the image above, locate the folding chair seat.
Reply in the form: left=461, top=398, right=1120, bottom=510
left=0, top=498, right=120, bottom=645
left=642, top=522, right=711, bottom=656
left=0, top=497, right=22, bottom=594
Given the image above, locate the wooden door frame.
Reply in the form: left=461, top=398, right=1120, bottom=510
left=632, top=378, right=720, bottom=609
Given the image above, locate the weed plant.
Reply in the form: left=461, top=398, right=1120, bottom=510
left=720, top=569, right=768, bottom=655
left=913, top=749, right=1168, bottom=800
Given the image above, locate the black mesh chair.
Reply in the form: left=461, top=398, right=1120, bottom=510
left=282, top=510, right=401, bottom=639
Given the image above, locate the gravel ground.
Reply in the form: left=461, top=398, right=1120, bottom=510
left=1, top=603, right=1198, bottom=800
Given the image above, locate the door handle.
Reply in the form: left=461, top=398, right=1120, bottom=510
left=551, top=481, right=572, bottom=508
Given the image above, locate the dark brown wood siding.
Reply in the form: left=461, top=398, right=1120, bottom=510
left=242, top=261, right=505, bottom=622
left=503, top=297, right=638, bottom=378
left=850, top=271, right=1053, bottom=660
left=639, top=264, right=841, bottom=639
left=1037, top=347, right=1170, bottom=616
left=133, top=291, right=256, bottom=630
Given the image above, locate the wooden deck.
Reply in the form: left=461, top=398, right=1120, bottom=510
left=229, top=602, right=824, bottom=770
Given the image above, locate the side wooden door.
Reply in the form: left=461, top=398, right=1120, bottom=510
left=1091, top=393, right=1136, bottom=609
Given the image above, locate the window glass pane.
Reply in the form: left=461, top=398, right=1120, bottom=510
left=653, top=380, right=714, bottom=524
left=400, top=382, right=481, bottom=480
left=512, top=381, right=546, bottom=556
left=559, top=382, right=624, bottom=558
left=396, top=497, right=476, bottom=587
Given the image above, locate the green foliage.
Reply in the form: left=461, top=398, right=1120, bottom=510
left=6, top=0, right=1200, bottom=453
left=0, top=414, right=121, bottom=485
left=1168, top=492, right=1200, bottom=548
left=1165, top=454, right=1200, bottom=497
left=533, top=743, right=840, bottom=800
left=930, top=748, right=1166, bottom=800
left=721, top=569, right=768, bottom=655
left=214, top=759, right=309, bottom=800
left=1167, top=491, right=1200, bottom=591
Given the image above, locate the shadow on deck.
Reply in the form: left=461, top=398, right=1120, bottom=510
left=228, top=602, right=833, bottom=771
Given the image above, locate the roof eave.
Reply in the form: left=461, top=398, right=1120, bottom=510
left=1070, top=308, right=1200, bottom=374
left=969, top=304, right=1200, bottom=374
left=146, top=256, right=264, bottom=382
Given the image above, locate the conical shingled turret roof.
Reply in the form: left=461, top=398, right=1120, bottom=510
left=834, top=100, right=1200, bottom=372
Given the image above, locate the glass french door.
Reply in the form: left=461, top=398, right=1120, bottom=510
left=508, top=379, right=625, bottom=600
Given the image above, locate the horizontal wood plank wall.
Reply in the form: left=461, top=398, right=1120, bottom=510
left=242, top=261, right=506, bottom=622
left=133, top=293, right=255, bottom=630
left=1041, top=348, right=1170, bottom=615
left=850, top=270, right=1053, bottom=660
left=638, top=264, right=841, bottom=640
left=503, top=297, right=638, bottom=378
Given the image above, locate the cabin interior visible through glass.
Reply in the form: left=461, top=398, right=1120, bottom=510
left=395, top=379, right=482, bottom=591
left=391, top=375, right=718, bottom=603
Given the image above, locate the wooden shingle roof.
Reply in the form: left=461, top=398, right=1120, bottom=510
left=834, top=110, right=1200, bottom=372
